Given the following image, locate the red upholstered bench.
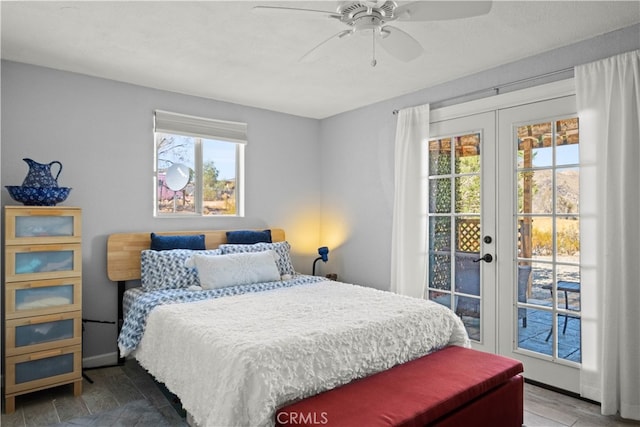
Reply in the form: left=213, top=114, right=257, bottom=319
left=276, top=346, right=524, bottom=427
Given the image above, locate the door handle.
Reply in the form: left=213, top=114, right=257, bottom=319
left=473, top=254, right=493, bottom=263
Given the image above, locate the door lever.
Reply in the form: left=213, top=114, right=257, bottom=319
left=473, top=254, right=493, bottom=263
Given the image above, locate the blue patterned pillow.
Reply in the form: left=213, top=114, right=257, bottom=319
left=226, top=229, right=272, bottom=244
left=219, top=241, right=296, bottom=276
left=141, top=249, right=221, bottom=290
left=150, top=233, right=206, bottom=251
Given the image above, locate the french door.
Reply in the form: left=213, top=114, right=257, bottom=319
left=427, top=91, right=581, bottom=392
left=428, top=111, right=497, bottom=354
left=496, top=95, right=581, bottom=392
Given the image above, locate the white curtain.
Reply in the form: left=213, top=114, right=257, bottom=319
left=576, top=49, right=640, bottom=420
left=390, top=104, right=430, bottom=298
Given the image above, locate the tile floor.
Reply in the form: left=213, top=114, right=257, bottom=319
left=2, top=359, right=638, bottom=426
left=1, top=361, right=186, bottom=427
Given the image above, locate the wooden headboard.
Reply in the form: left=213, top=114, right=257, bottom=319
left=107, top=228, right=285, bottom=282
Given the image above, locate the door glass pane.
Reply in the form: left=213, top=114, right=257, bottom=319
left=557, top=313, right=581, bottom=363
left=455, top=252, right=479, bottom=295
left=429, top=179, right=451, bottom=213
left=429, top=253, right=451, bottom=291
left=557, top=216, right=580, bottom=256
left=517, top=122, right=552, bottom=168
left=430, top=217, right=451, bottom=251
left=529, top=262, right=554, bottom=308
left=456, top=216, right=480, bottom=253
left=456, top=296, right=480, bottom=341
left=517, top=170, right=553, bottom=214
left=429, top=216, right=451, bottom=292
left=556, top=118, right=579, bottom=166
left=429, top=138, right=452, bottom=175
left=556, top=265, right=580, bottom=285
left=556, top=169, right=580, bottom=214
left=429, top=290, right=451, bottom=308
left=455, top=176, right=480, bottom=213
left=530, top=216, right=552, bottom=260
left=516, top=117, right=581, bottom=362
left=518, top=307, right=552, bottom=356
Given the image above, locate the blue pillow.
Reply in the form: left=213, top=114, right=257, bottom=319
left=150, top=233, right=206, bottom=251
left=226, top=229, right=272, bottom=245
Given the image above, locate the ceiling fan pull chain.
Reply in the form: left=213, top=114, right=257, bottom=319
left=371, top=29, right=377, bottom=67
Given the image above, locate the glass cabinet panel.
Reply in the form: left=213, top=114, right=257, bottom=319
left=15, top=215, right=74, bottom=238
left=15, top=353, right=74, bottom=384
left=15, top=250, right=74, bottom=274
left=5, top=278, right=82, bottom=319
left=15, top=319, right=74, bottom=347
left=15, top=284, right=74, bottom=311
left=5, top=207, right=81, bottom=245
left=6, top=312, right=81, bottom=356
left=6, top=244, right=81, bottom=282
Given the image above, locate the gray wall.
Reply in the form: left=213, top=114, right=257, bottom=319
left=318, top=24, right=640, bottom=290
left=1, top=62, right=321, bottom=360
left=2, top=23, right=638, bottom=363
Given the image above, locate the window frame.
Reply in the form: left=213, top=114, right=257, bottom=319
left=153, top=110, right=246, bottom=218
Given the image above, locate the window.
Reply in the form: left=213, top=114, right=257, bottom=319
left=154, top=110, right=246, bottom=217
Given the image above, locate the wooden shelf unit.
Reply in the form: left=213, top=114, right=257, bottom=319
left=3, top=206, right=83, bottom=413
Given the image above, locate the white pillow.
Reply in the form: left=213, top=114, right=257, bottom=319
left=185, top=250, right=281, bottom=290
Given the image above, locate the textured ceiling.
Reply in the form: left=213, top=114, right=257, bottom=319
left=2, top=1, right=639, bottom=118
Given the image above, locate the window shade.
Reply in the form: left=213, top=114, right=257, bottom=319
left=154, top=110, right=247, bottom=144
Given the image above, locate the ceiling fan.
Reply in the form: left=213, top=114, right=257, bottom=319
left=253, top=1, right=492, bottom=67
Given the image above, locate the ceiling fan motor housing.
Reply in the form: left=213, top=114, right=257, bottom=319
left=338, top=1, right=397, bottom=31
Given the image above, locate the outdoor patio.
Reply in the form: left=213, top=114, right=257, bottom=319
left=460, top=306, right=581, bottom=363
left=518, top=306, right=581, bottom=363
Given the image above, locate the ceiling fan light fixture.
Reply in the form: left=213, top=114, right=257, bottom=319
left=353, top=15, right=383, bottom=31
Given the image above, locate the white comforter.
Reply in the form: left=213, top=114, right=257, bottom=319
left=134, top=280, right=470, bottom=427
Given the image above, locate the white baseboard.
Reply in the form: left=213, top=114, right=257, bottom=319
left=83, top=352, right=120, bottom=369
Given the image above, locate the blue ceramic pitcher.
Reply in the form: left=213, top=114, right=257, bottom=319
left=21, top=158, right=62, bottom=188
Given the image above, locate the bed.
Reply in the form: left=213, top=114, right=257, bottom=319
left=106, top=229, right=474, bottom=427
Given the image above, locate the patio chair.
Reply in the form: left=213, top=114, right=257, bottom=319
left=518, top=265, right=532, bottom=327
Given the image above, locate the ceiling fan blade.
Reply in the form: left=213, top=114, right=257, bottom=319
left=252, top=5, right=342, bottom=20
left=378, top=26, right=423, bottom=62
left=395, top=1, right=492, bottom=21
left=300, top=30, right=353, bottom=63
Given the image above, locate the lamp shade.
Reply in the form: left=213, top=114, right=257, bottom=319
left=312, top=246, right=330, bottom=276
left=318, top=246, right=329, bottom=262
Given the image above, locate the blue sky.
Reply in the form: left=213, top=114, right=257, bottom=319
left=529, top=144, right=579, bottom=168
